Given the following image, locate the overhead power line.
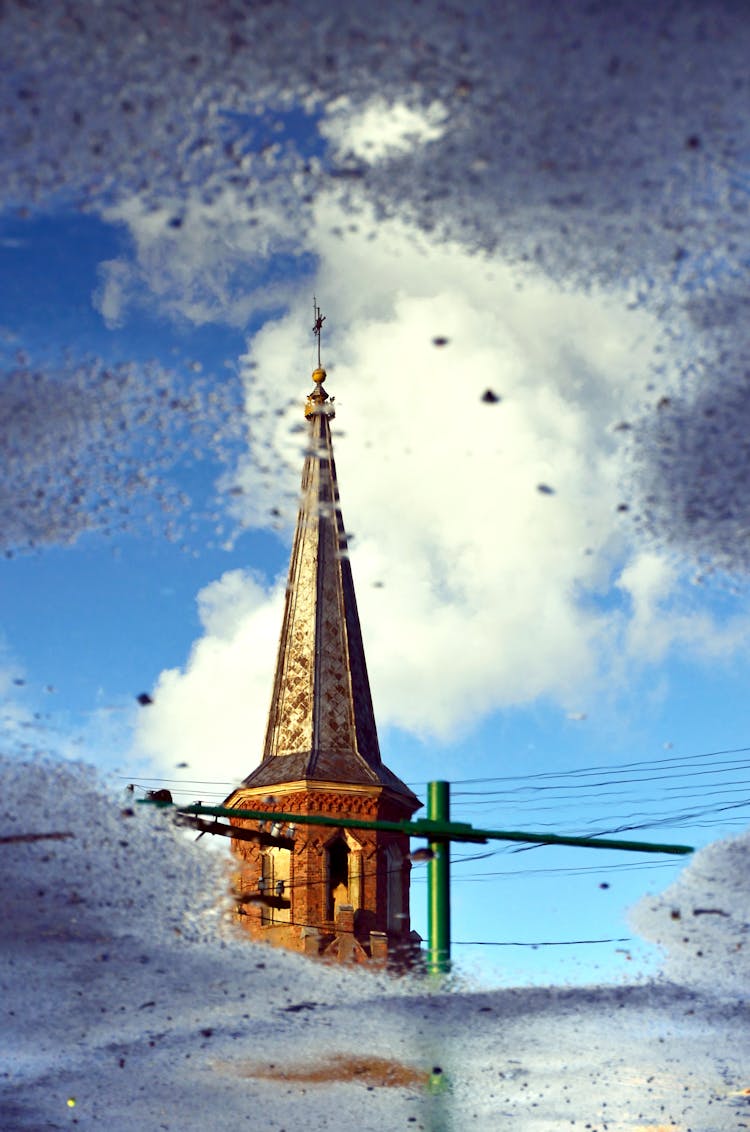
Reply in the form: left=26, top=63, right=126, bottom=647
left=453, top=936, right=632, bottom=948
left=452, top=762, right=750, bottom=797
left=120, top=743, right=750, bottom=796
left=446, top=743, right=750, bottom=784
left=440, top=858, right=681, bottom=882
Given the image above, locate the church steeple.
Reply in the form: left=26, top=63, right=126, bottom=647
left=236, top=309, right=416, bottom=805
left=226, top=306, right=420, bottom=965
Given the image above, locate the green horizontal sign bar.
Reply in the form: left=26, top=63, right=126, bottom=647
left=139, top=800, right=693, bottom=856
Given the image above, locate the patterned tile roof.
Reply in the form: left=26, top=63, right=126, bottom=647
left=237, top=371, right=419, bottom=812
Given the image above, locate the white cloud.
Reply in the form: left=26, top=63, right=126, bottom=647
left=93, top=188, right=301, bottom=328
left=629, top=829, right=750, bottom=996
left=320, top=96, right=447, bottom=162
left=129, top=198, right=750, bottom=772
left=134, top=205, right=660, bottom=771
left=222, top=209, right=663, bottom=739
left=135, top=570, right=283, bottom=784
left=617, top=550, right=750, bottom=666
left=93, top=257, right=132, bottom=330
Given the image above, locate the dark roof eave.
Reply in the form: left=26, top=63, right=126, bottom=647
left=225, top=753, right=420, bottom=814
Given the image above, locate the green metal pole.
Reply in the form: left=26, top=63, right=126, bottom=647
left=428, top=780, right=451, bottom=977
left=139, top=800, right=694, bottom=856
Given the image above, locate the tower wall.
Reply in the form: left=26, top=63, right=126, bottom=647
left=230, top=788, right=414, bottom=962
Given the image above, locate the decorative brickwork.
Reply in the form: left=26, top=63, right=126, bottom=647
left=229, top=784, right=417, bottom=962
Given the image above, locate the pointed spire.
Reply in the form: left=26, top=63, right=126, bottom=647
left=240, top=306, right=417, bottom=806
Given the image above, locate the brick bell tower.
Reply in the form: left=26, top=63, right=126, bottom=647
left=225, top=304, right=421, bottom=964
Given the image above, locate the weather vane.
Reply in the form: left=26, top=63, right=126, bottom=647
left=312, top=296, right=326, bottom=368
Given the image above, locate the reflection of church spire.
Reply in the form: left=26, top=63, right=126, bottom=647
left=239, top=305, right=417, bottom=805
left=226, top=305, right=420, bottom=966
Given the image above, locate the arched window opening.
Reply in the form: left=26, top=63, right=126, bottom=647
left=260, top=851, right=273, bottom=926
left=386, top=844, right=404, bottom=933
left=326, top=838, right=350, bottom=921
left=260, top=848, right=291, bottom=925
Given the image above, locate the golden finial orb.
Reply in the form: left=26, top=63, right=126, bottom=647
left=311, top=366, right=327, bottom=384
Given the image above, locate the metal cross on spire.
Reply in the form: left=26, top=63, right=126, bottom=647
left=312, top=296, right=326, bottom=368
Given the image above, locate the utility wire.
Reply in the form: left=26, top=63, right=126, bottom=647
left=444, top=744, right=750, bottom=785
left=126, top=744, right=750, bottom=863
left=119, top=744, right=750, bottom=792
left=234, top=905, right=633, bottom=949
left=133, top=778, right=750, bottom=816
left=458, top=796, right=750, bottom=830
left=444, top=860, right=681, bottom=883
left=452, top=937, right=632, bottom=947
left=452, top=764, right=750, bottom=798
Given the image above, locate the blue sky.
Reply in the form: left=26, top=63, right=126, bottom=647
left=3, top=201, right=750, bottom=987
left=3, top=0, right=750, bottom=989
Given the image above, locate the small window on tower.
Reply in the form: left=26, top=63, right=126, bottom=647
left=260, top=851, right=273, bottom=926
left=260, top=848, right=291, bottom=926
left=326, top=838, right=349, bottom=921
left=386, top=844, right=404, bottom=932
